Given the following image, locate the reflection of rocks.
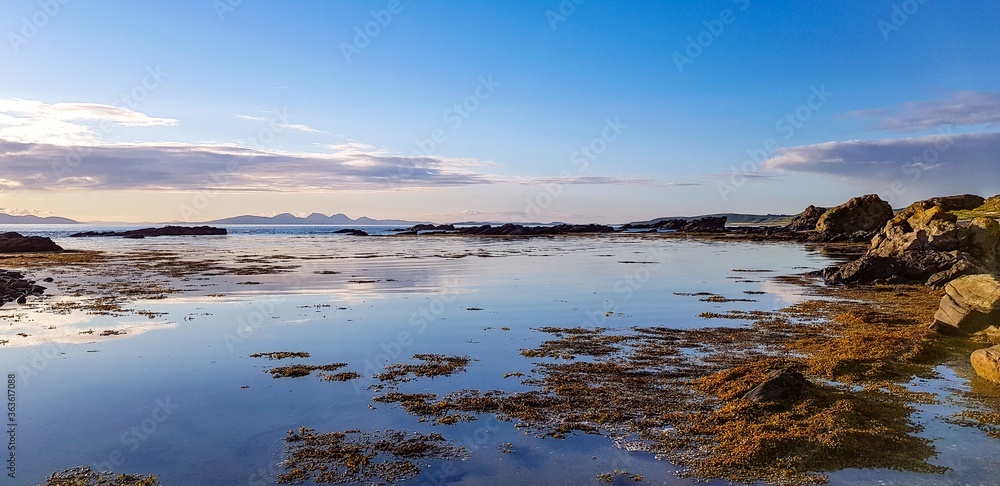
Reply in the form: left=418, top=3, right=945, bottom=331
left=0, top=269, right=48, bottom=306
left=787, top=205, right=827, bottom=232
left=741, top=369, right=812, bottom=403
left=70, top=225, right=227, bottom=238
left=971, top=345, right=1000, bottom=383
left=932, top=274, right=1000, bottom=334
left=826, top=195, right=1000, bottom=286
left=0, top=232, right=62, bottom=252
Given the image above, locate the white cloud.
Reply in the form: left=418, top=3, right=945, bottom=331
left=0, top=98, right=176, bottom=145
left=278, top=123, right=328, bottom=134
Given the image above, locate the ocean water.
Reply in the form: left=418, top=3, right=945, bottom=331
left=0, top=226, right=997, bottom=485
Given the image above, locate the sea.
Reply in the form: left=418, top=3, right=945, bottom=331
left=0, top=224, right=996, bottom=485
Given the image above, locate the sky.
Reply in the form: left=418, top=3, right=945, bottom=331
left=1, top=0, right=999, bottom=223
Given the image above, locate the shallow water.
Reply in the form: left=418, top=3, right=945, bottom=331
left=0, top=231, right=997, bottom=485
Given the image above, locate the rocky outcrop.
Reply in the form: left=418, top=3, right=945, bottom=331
left=815, top=195, right=893, bottom=236
left=926, top=194, right=986, bottom=211
left=0, top=232, right=62, bottom=252
left=408, top=224, right=456, bottom=232
left=70, top=225, right=227, bottom=238
left=971, top=345, right=1000, bottom=383
left=931, top=274, right=1000, bottom=334
left=621, top=216, right=727, bottom=232
left=825, top=195, right=1000, bottom=286
left=787, top=205, right=827, bottom=232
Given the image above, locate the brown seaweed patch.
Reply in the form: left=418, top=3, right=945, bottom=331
left=375, top=354, right=471, bottom=385
left=268, top=363, right=348, bottom=379
left=41, top=465, right=159, bottom=485
left=699, top=294, right=758, bottom=303
left=319, top=371, right=361, bottom=382
left=277, top=427, right=467, bottom=484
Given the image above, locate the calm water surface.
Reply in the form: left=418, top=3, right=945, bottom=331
left=0, top=228, right=996, bottom=485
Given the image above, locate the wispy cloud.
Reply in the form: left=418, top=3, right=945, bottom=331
left=763, top=131, right=1000, bottom=196
left=278, top=123, right=328, bottom=134
left=0, top=98, right=176, bottom=145
left=847, top=91, right=1000, bottom=132
left=235, top=114, right=268, bottom=122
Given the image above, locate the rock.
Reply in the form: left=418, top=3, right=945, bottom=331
left=43, top=277, right=54, bottom=282
left=332, top=229, right=369, bottom=236
left=815, top=194, right=893, bottom=235
left=681, top=216, right=727, bottom=232
left=70, top=225, right=227, bottom=238
left=741, top=369, right=811, bottom=403
left=826, top=195, right=1000, bottom=286
left=0, top=232, right=62, bottom=252
left=408, top=224, right=456, bottom=232
left=974, top=326, right=1000, bottom=345
left=15, top=296, right=25, bottom=304
left=787, top=205, right=827, bottom=232
left=926, top=194, right=986, bottom=211
left=932, top=274, right=1000, bottom=333
left=971, top=345, right=1000, bottom=383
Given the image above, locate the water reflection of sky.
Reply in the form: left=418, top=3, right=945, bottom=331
left=1, top=234, right=995, bottom=485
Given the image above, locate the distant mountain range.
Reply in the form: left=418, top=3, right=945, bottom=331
left=0, top=213, right=78, bottom=224
left=628, top=213, right=794, bottom=227
left=205, top=212, right=425, bottom=226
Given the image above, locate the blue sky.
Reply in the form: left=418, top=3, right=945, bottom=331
left=1, top=0, right=999, bottom=223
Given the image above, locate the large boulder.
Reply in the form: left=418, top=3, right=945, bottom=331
left=787, top=205, right=827, bottom=232
left=0, top=232, right=62, bottom=252
left=971, top=345, right=1000, bottom=383
left=932, top=274, right=1000, bottom=334
left=815, top=194, right=893, bottom=235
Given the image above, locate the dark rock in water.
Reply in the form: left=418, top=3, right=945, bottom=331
left=43, top=277, right=54, bottom=282
left=681, top=216, right=727, bottom=232
left=621, top=216, right=726, bottom=232
left=825, top=195, right=999, bottom=286
left=332, top=229, right=369, bottom=236
left=815, top=194, right=893, bottom=236
left=742, top=369, right=811, bottom=403
left=0, top=232, right=62, bottom=252
left=71, top=225, right=227, bottom=238
left=408, top=224, right=456, bottom=232
left=787, top=205, right=827, bottom=232
left=15, top=296, right=26, bottom=304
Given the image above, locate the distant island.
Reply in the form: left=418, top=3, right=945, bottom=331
left=205, top=212, right=425, bottom=226
left=0, top=213, right=78, bottom=224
